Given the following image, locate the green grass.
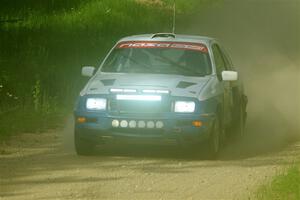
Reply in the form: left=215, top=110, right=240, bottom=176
left=256, top=166, right=300, bottom=200
left=2, top=0, right=171, bottom=32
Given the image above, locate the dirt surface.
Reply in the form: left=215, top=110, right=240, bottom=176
left=0, top=117, right=299, bottom=200
left=0, top=1, right=299, bottom=199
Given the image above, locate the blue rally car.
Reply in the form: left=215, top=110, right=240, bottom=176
left=74, top=33, right=247, bottom=158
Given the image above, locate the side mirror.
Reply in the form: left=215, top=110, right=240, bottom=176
left=82, top=66, right=95, bottom=77
left=222, top=71, right=238, bottom=81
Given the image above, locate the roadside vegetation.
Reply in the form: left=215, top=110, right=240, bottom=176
left=0, top=0, right=168, bottom=140
left=255, top=165, right=300, bottom=200
left=0, top=0, right=219, bottom=140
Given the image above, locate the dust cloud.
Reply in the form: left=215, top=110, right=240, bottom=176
left=62, top=115, right=75, bottom=153
left=181, top=0, right=300, bottom=157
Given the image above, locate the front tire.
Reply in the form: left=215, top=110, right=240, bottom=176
left=205, top=117, right=221, bottom=159
left=74, top=132, right=95, bottom=156
left=233, top=105, right=246, bottom=138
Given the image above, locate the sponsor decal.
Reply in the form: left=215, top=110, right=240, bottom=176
left=117, top=41, right=208, bottom=53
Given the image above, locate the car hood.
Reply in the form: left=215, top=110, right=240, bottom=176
left=81, top=73, right=211, bottom=98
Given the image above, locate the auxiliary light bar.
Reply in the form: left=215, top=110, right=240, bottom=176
left=110, top=88, right=169, bottom=94
left=116, top=95, right=162, bottom=101
left=142, top=89, right=169, bottom=94
left=110, top=88, right=137, bottom=93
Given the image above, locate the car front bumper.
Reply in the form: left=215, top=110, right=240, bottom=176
left=74, top=112, right=215, bottom=146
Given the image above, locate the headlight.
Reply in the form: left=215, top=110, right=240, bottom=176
left=86, top=98, right=107, bottom=110
left=174, top=101, right=195, bottom=113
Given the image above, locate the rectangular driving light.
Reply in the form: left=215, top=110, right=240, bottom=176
left=110, top=88, right=137, bottom=93
left=156, top=90, right=170, bottom=94
left=123, top=89, right=137, bottom=93
left=116, top=95, right=162, bottom=101
left=142, top=89, right=170, bottom=94
left=110, top=88, right=123, bottom=93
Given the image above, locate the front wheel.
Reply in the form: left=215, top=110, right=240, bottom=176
left=74, top=132, right=95, bottom=156
left=205, top=117, right=221, bottom=159
left=234, top=105, right=246, bottom=138
left=227, top=98, right=247, bottom=140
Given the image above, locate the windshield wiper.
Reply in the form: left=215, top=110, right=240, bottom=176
left=153, top=54, right=205, bottom=76
left=102, top=52, right=153, bottom=73
left=119, top=52, right=152, bottom=70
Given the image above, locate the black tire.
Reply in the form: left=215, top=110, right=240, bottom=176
left=233, top=105, right=246, bottom=138
left=74, top=132, right=95, bottom=156
left=205, top=116, right=221, bottom=159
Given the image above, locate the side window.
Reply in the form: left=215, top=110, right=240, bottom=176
left=223, top=54, right=232, bottom=70
left=212, top=44, right=226, bottom=75
left=221, top=47, right=234, bottom=70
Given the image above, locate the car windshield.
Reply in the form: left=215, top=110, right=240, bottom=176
left=101, top=41, right=212, bottom=77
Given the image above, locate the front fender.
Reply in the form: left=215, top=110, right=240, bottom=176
left=198, top=95, right=223, bottom=116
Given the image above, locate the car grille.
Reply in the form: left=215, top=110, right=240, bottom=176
left=109, top=97, right=171, bottom=114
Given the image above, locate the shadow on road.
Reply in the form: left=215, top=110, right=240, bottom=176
left=63, top=114, right=300, bottom=162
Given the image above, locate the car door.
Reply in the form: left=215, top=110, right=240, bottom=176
left=221, top=47, right=239, bottom=89
left=220, top=46, right=244, bottom=124
left=211, top=43, right=232, bottom=125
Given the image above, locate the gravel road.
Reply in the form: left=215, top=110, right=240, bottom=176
left=1, top=1, right=299, bottom=199
left=0, top=117, right=299, bottom=200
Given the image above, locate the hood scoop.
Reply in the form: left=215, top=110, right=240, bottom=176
left=100, top=79, right=116, bottom=86
left=176, top=81, right=197, bottom=89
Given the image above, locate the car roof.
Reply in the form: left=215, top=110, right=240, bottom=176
left=118, top=33, right=216, bottom=46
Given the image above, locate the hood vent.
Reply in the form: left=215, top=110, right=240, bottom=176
left=176, top=81, right=197, bottom=89
left=100, top=79, right=116, bottom=86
